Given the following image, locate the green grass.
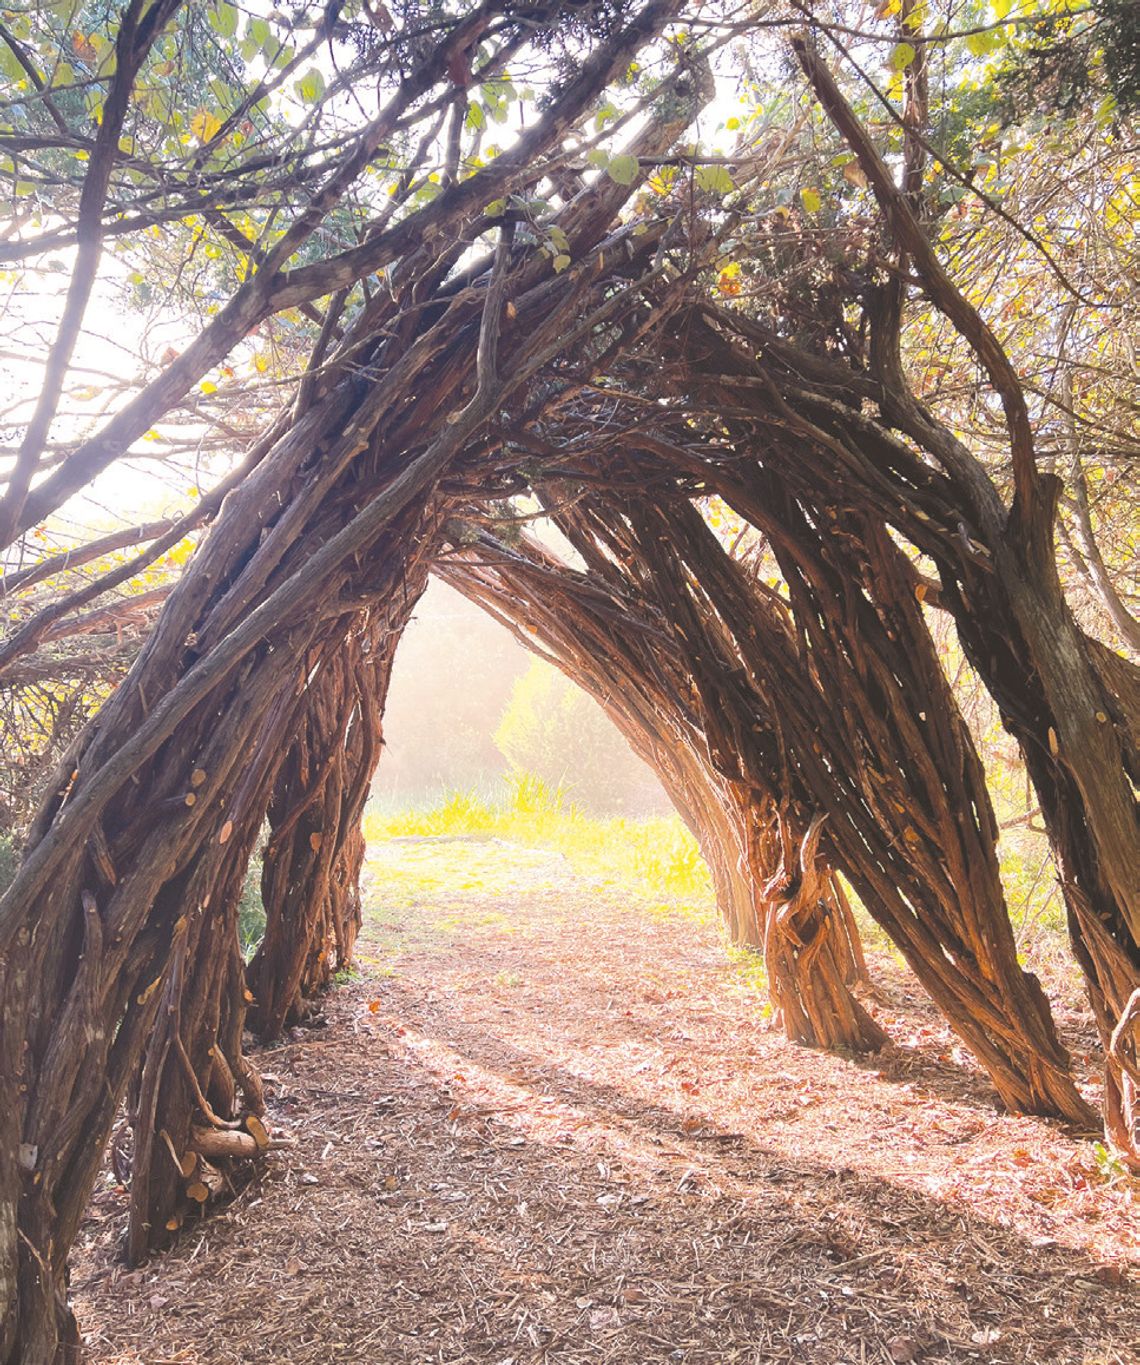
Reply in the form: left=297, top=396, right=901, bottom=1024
left=0, top=833, right=18, bottom=896
left=724, top=941, right=772, bottom=1005
left=363, top=772, right=715, bottom=910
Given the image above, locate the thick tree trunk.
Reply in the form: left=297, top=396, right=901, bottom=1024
left=249, top=580, right=429, bottom=1042
left=0, top=102, right=689, bottom=1349
left=123, top=670, right=316, bottom=1262
left=541, top=479, right=1088, bottom=1121
left=758, top=814, right=886, bottom=1052
left=668, top=304, right=1127, bottom=1152
left=947, top=523, right=1140, bottom=1163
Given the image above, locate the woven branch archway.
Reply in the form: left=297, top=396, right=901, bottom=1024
left=0, top=8, right=1136, bottom=1359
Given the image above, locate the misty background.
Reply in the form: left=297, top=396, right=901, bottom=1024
left=373, top=579, right=671, bottom=818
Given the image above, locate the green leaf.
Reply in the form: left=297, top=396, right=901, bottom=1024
left=695, top=163, right=735, bottom=195
left=606, top=153, right=639, bottom=186
left=211, top=2, right=238, bottom=39
left=249, top=17, right=271, bottom=51
left=889, top=42, right=916, bottom=71
left=594, top=100, right=618, bottom=131
left=465, top=101, right=485, bottom=131
left=552, top=253, right=571, bottom=273
left=0, top=46, right=24, bottom=82
left=295, top=68, right=325, bottom=104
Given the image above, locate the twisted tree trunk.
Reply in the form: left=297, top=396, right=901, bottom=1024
left=0, top=64, right=698, bottom=1344
left=466, top=456, right=1087, bottom=1120
left=673, top=303, right=1128, bottom=1152
left=757, top=813, right=883, bottom=1050
left=443, top=526, right=881, bottom=1052
left=249, top=574, right=430, bottom=1042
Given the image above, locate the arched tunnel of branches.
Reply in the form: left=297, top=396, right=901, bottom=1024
left=0, top=1, right=1136, bottom=1359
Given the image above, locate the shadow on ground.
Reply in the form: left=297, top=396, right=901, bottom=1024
left=72, top=842, right=1137, bottom=1365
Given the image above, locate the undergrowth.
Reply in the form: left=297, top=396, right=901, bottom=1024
left=0, top=832, right=18, bottom=895
left=363, top=772, right=714, bottom=907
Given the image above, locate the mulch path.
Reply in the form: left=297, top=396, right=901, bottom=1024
left=73, top=841, right=1138, bottom=1364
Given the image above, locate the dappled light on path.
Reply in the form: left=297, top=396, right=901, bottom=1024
left=73, top=840, right=1137, bottom=1364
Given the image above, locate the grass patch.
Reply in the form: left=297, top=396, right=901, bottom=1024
left=724, top=941, right=769, bottom=993
left=0, top=833, right=19, bottom=896
left=363, top=772, right=715, bottom=912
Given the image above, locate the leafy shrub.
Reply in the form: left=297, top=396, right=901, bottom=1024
left=493, top=658, right=668, bottom=816
left=0, top=832, right=19, bottom=895
left=237, top=844, right=266, bottom=955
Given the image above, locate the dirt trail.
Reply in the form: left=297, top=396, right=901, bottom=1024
left=74, top=840, right=1138, bottom=1364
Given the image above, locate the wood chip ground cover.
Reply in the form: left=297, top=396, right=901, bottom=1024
left=73, top=840, right=1138, bottom=1363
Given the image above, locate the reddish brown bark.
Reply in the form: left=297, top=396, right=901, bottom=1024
left=664, top=300, right=1130, bottom=1152
left=249, top=577, right=431, bottom=1042
left=0, top=62, right=702, bottom=1349
left=443, top=529, right=882, bottom=1053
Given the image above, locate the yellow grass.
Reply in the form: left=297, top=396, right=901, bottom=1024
left=362, top=772, right=714, bottom=907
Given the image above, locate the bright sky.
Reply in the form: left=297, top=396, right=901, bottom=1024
left=0, top=5, right=762, bottom=570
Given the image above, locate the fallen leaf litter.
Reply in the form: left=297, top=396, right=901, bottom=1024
left=72, top=840, right=1138, bottom=1363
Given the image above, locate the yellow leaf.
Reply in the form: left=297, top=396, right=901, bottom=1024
left=800, top=187, right=822, bottom=213
left=200, top=380, right=217, bottom=394
left=190, top=107, right=222, bottom=144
